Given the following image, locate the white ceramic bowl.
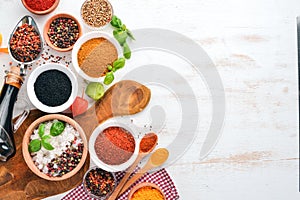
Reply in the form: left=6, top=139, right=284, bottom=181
left=71, top=31, right=122, bottom=82
left=27, top=63, right=78, bottom=113
left=89, top=121, right=139, bottom=172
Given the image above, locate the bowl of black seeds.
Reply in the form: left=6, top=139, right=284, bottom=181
left=27, top=63, right=78, bottom=113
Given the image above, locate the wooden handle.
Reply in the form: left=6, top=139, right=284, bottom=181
left=119, top=163, right=153, bottom=196
left=74, top=80, right=151, bottom=139
left=107, top=154, right=145, bottom=200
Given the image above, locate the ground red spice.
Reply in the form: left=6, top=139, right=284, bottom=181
left=140, top=133, right=158, bottom=153
left=25, top=0, right=55, bottom=11
left=94, top=127, right=135, bottom=165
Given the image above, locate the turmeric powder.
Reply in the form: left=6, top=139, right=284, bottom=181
left=131, top=186, right=164, bottom=200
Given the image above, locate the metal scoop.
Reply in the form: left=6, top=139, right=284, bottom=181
left=8, top=15, right=43, bottom=77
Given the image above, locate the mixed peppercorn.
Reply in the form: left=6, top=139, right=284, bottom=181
left=9, top=23, right=42, bottom=62
left=84, top=168, right=116, bottom=197
left=47, top=17, right=80, bottom=49
left=45, top=139, right=84, bottom=177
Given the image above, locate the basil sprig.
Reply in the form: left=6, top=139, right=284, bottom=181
left=104, top=16, right=134, bottom=85
left=28, top=121, right=65, bottom=153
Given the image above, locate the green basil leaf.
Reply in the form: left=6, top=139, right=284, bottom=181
left=38, top=123, right=45, bottom=138
left=29, top=139, right=41, bottom=153
left=123, top=43, right=131, bottom=59
left=42, top=135, right=51, bottom=141
left=41, top=137, right=54, bottom=151
left=50, top=121, right=65, bottom=136
left=104, top=72, right=115, bottom=85
left=113, top=29, right=128, bottom=46
left=107, top=65, right=113, bottom=71
left=110, top=15, right=122, bottom=28
left=113, top=57, right=126, bottom=70
left=126, top=29, right=135, bottom=40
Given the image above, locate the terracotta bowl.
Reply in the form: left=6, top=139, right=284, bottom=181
left=128, top=182, right=166, bottom=200
left=22, top=114, right=88, bottom=181
left=43, top=13, right=82, bottom=52
left=21, top=0, right=60, bottom=15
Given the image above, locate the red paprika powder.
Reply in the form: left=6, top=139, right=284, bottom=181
left=24, top=0, right=56, bottom=11
left=94, top=127, right=135, bottom=165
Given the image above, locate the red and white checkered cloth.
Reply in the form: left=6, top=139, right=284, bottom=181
left=62, top=168, right=179, bottom=200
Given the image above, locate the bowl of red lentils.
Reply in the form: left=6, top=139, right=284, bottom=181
left=89, top=121, right=139, bottom=172
left=43, top=13, right=82, bottom=52
left=21, top=0, right=60, bottom=15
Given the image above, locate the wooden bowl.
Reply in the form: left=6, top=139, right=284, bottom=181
left=128, top=182, right=166, bottom=200
left=43, top=13, right=82, bottom=52
left=21, top=0, right=60, bottom=15
left=22, top=114, right=88, bottom=181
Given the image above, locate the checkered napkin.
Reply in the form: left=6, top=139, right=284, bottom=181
left=62, top=168, right=179, bottom=200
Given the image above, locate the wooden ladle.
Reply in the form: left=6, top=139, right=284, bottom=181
left=108, top=133, right=158, bottom=200
left=119, top=148, right=169, bottom=196
left=74, top=80, right=151, bottom=139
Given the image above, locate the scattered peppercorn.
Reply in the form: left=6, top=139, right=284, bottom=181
left=84, top=168, right=115, bottom=197
left=9, top=23, right=42, bottom=62
left=47, top=17, right=80, bottom=49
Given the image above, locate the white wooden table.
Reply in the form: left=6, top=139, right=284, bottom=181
left=0, top=0, right=299, bottom=199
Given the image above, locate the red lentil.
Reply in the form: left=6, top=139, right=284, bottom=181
left=24, top=0, right=55, bottom=11
left=94, top=127, right=135, bottom=165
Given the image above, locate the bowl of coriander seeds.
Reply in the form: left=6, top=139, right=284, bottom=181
left=80, top=0, right=114, bottom=30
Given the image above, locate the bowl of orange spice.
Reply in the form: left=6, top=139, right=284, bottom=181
left=128, top=182, right=166, bottom=200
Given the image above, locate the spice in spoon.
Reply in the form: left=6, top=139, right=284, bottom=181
left=9, top=23, right=42, bottom=62
left=140, top=133, right=158, bottom=153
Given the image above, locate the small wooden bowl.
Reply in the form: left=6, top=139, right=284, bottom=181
left=128, top=182, right=166, bottom=200
left=22, top=114, right=88, bottom=181
left=43, top=13, right=82, bottom=52
left=21, top=0, right=60, bottom=15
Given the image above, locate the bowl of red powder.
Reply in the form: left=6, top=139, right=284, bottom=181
left=89, top=121, right=139, bottom=172
left=21, top=0, right=60, bottom=15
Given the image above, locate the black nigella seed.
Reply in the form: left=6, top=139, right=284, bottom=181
left=34, top=69, right=72, bottom=107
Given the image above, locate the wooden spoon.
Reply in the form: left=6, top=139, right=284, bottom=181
left=108, top=133, right=158, bottom=200
left=119, top=148, right=169, bottom=196
left=74, top=80, right=151, bottom=139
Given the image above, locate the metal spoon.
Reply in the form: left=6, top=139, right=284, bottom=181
left=108, top=133, right=158, bottom=200
left=119, top=148, right=169, bottom=196
left=8, top=15, right=43, bottom=77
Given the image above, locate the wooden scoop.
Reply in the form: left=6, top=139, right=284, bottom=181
left=108, top=133, right=158, bottom=200
left=119, top=148, right=169, bottom=196
left=74, top=80, right=151, bottom=139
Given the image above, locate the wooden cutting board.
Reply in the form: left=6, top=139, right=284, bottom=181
left=0, top=80, right=151, bottom=200
left=0, top=109, right=90, bottom=200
